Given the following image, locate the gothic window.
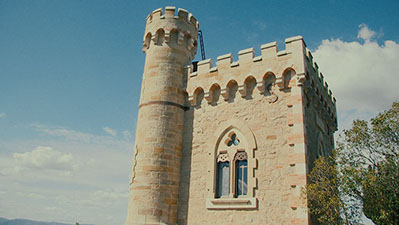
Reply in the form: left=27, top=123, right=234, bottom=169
left=207, top=124, right=257, bottom=209
left=215, top=132, right=248, bottom=198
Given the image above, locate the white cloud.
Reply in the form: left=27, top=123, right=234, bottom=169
left=103, top=126, right=117, bottom=136
left=13, top=146, right=78, bottom=173
left=357, top=24, right=376, bottom=42
left=0, top=112, right=6, bottom=118
left=0, top=124, right=133, bottom=225
left=313, top=24, right=399, bottom=129
left=31, top=124, right=130, bottom=147
left=32, top=124, right=94, bottom=142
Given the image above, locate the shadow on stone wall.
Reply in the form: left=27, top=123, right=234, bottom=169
left=177, top=106, right=194, bottom=224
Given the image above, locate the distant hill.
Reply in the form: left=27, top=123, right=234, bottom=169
left=0, top=217, right=93, bottom=225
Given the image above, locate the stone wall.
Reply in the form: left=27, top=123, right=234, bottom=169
left=178, top=37, right=317, bottom=224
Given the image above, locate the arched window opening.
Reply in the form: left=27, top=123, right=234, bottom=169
left=208, top=123, right=257, bottom=209
left=216, top=153, right=230, bottom=198
left=227, top=80, right=238, bottom=101
left=244, top=76, right=256, bottom=99
left=283, top=69, right=295, bottom=89
left=215, top=131, right=248, bottom=198
left=210, top=84, right=221, bottom=104
left=193, top=88, right=204, bottom=107
left=264, top=73, right=276, bottom=96
left=144, top=32, right=152, bottom=49
left=235, top=152, right=248, bottom=197
left=155, top=29, right=165, bottom=46
left=169, top=29, right=179, bottom=45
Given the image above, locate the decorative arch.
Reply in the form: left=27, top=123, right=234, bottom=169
left=205, top=83, right=221, bottom=104
left=221, top=80, right=238, bottom=101
left=143, top=32, right=152, bottom=51
left=155, top=28, right=165, bottom=46
left=239, top=76, right=257, bottom=99
left=169, top=29, right=179, bottom=45
left=282, top=67, right=296, bottom=89
left=263, top=72, right=276, bottom=97
left=189, top=87, right=204, bottom=107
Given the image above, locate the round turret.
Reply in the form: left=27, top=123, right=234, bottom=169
left=143, top=7, right=198, bottom=58
left=124, top=7, right=198, bottom=225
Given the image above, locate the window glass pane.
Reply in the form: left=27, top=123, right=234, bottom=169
left=237, top=160, right=242, bottom=196
left=217, top=163, right=222, bottom=197
left=243, top=162, right=248, bottom=195
left=216, top=162, right=229, bottom=197
left=228, top=134, right=240, bottom=146
left=236, top=159, right=248, bottom=197
left=222, top=162, right=229, bottom=196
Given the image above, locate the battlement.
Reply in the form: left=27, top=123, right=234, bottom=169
left=146, top=7, right=199, bottom=29
left=188, top=37, right=304, bottom=77
left=186, top=36, right=337, bottom=130
left=142, top=7, right=199, bottom=57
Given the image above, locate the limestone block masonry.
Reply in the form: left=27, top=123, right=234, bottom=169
left=125, top=6, right=337, bottom=225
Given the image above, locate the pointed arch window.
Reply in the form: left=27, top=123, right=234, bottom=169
left=214, top=132, right=249, bottom=199
left=207, top=127, right=257, bottom=209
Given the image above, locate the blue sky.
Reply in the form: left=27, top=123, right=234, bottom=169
left=1, top=0, right=398, bottom=224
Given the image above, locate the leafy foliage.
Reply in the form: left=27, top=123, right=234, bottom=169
left=302, top=154, right=343, bottom=224
left=339, top=102, right=399, bottom=224
left=304, top=102, right=399, bottom=224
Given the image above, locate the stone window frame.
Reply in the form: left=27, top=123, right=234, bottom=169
left=206, top=119, right=257, bottom=210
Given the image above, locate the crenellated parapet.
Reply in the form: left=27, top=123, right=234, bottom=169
left=143, top=7, right=199, bottom=58
left=186, top=36, right=337, bottom=131
left=303, top=49, right=337, bottom=130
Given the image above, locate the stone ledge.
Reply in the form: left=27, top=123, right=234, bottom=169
left=206, top=197, right=257, bottom=209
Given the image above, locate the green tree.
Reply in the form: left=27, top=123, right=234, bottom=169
left=339, top=102, right=399, bottom=224
left=304, top=102, right=399, bottom=224
left=302, top=153, right=347, bottom=224
left=361, top=158, right=399, bottom=224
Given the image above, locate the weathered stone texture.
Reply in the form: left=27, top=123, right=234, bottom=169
left=125, top=6, right=337, bottom=225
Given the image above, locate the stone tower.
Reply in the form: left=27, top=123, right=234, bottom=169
left=124, top=7, right=198, bottom=225
left=126, top=6, right=337, bottom=225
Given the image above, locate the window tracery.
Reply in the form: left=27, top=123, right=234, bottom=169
left=207, top=125, right=257, bottom=209
left=206, top=125, right=257, bottom=209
